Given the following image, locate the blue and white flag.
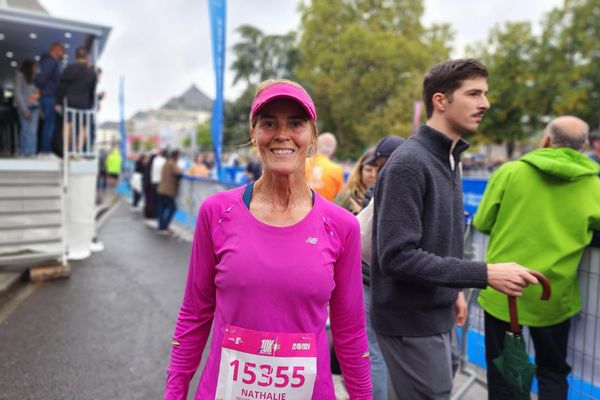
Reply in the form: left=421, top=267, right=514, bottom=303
left=208, top=0, right=226, bottom=179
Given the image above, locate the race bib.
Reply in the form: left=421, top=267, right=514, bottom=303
left=215, top=325, right=317, bottom=400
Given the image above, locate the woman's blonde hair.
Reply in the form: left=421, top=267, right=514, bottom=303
left=344, top=149, right=375, bottom=198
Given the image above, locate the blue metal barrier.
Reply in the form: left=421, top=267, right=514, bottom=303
left=462, top=177, right=488, bottom=218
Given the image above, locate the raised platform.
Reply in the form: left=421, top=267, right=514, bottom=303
left=0, top=158, right=61, bottom=172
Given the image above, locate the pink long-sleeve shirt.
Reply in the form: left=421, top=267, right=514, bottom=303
left=165, top=186, right=371, bottom=399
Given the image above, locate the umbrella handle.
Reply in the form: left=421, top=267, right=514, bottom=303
left=508, top=270, right=552, bottom=334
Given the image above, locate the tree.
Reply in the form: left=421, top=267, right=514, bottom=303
left=196, top=122, right=212, bottom=150
left=223, top=86, right=254, bottom=146
left=143, top=137, right=154, bottom=152
left=534, top=0, right=600, bottom=127
left=225, top=25, right=301, bottom=147
left=230, top=24, right=299, bottom=87
left=131, top=137, right=142, bottom=153
left=296, top=0, right=453, bottom=159
left=468, top=0, right=600, bottom=157
left=182, top=136, right=192, bottom=149
left=472, top=22, right=540, bottom=158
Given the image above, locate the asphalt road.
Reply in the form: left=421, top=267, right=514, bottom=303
left=0, top=201, right=205, bottom=400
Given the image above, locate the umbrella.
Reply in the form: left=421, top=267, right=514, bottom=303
left=492, top=270, right=552, bottom=399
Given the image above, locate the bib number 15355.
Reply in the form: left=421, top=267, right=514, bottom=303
left=215, top=325, right=317, bottom=400
left=230, top=360, right=306, bottom=388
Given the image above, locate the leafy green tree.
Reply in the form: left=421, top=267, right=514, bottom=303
left=225, top=25, right=300, bottom=147
left=182, top=136, right=192, bottom=149
left=131, top=138, right=142, bottom=152
left=143, top=137, right=154, bottom=152
left=472, top=22, right=540, bottom=158
left=196, top=122, right=212, bottom=150
left=231, top=24, right=299, bottom=86
left=534, top=0, right=600, bottom=127
left=296, top=0, right=453, bottom=159
left=468, top=0, right=600, bottom=157
left=223, top=86, right=254, bottom=146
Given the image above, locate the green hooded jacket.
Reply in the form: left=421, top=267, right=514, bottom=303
left=474, top=147, right=600, bottom=326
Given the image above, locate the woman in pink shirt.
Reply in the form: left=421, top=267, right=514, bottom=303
left=165, top=79, right=372, bottom=399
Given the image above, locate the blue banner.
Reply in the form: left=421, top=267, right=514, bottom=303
left=462, top=177, right=488, bottom=218
left=119, top=75, right=126, bottom=170
left=208, top=0, right=226, bottom=179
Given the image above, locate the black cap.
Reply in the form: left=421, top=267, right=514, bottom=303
left=589, top=129, right=600, bottom=142
left=363, top=135, right=404, bottom=165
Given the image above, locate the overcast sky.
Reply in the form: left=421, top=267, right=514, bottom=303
left=39, top=0, right=563, bottom=123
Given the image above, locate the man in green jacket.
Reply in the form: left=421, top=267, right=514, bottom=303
left=474, top=115, right=600, bottom=399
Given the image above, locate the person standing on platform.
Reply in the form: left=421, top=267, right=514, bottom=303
left=34, top=42, right=64, bottom=154
left=55, top=47, right=97, bottom=152
left=165, top=79, right=372, bottom=399
left=474, top=116, right=600, bottom=399
left=306, top=132, right=344, bottom=201
left=13, top=59, right=40, bottom=157
left=371, top=58, right=539, bottom=399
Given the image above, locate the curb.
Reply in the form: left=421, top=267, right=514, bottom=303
left=0, top=271, right=26, bottom=304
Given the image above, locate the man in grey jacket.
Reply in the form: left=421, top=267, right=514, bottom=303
left=371, top=58, right=538, bottom=399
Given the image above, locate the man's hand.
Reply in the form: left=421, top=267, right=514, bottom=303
left=487, top=263, right=539, bottom=296
left=454, top=291, right=468, bottom=327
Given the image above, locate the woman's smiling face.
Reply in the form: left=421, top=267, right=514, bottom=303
left=251, top=98, right=315, bottom=177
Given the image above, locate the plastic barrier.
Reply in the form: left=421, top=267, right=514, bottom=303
left=172, top=175, right=236, bottom=232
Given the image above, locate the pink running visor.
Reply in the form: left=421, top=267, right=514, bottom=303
left=250, top=83, right=317, bottom=122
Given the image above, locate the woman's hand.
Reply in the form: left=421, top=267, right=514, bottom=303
left=30, top=88, right=40, bottom=102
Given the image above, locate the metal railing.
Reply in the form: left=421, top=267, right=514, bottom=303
left=61, top=106, right=96, bottom=157
left=60, top=105, right=98, bottom=262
